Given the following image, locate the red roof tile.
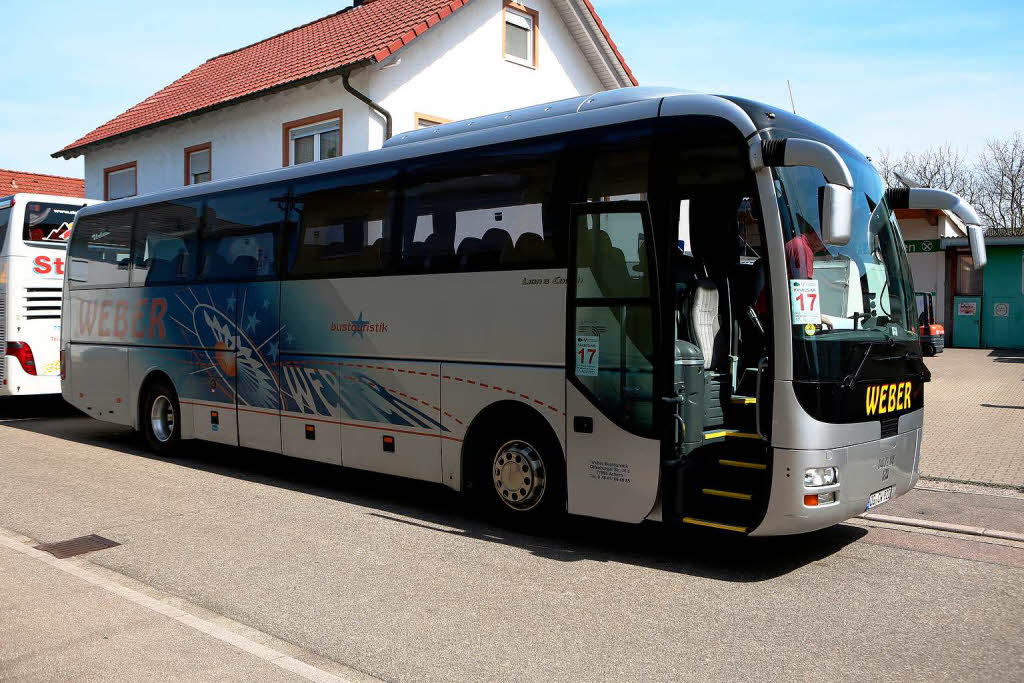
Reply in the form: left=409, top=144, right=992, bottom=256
left=55, top=0, right=635, bottom=158
left=581, top=0, right=637, bottom=87
left=0, top=169, right=85, bottom=198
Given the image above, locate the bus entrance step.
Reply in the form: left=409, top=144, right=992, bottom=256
left=717, top=458, right=767, bottom=471
left=681, top=517, right=748, bottom=533
left=701, top=488, right=753, bottom=501
left=703, top=429, right=762, bottom=442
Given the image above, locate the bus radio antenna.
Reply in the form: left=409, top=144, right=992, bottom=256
left=786, top=80, right=797, bottom=115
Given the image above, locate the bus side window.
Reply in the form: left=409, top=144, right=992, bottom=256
left=198, top=186, right=285, bottom=281
left=68, top=210, right=134, bottom=289
left=289, top=169, right=397, bottom=278
left=399, top=142, right=563, bottom=273
left=131, top=201, right=200, bottom=287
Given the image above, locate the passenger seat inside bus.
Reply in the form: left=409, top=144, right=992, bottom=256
left=685, top=198, right=741, bottom=428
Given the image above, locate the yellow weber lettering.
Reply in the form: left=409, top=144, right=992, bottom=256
left=866, top=381, right=915, bottom=416
left=866, top=386, right=880, bottom=415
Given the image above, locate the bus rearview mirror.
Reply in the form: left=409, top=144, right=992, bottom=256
left=968, top=224, right=987, bottom=270
left=820, top=184, right=852, bottom=247
left=750, top=137, right=855, bottom=248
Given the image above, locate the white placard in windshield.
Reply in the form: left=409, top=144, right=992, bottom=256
left=790, top=279, right=821, bottom=325
left=575, top=335, right=599, bottom=377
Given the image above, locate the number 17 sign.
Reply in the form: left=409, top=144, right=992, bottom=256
left=789, top=279, right=821, bottom=325
left=575, top=335, right=600, bottom=377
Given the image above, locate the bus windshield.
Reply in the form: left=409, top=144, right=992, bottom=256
left=774, top=152, right=917, bottom=382
left=23, top=201, right=83, bottom=245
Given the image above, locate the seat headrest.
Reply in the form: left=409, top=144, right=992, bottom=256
left=689, top=195, right=742, bottom=273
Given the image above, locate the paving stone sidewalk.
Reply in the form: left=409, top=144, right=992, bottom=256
left=921, top=348, right=1024, bottom=488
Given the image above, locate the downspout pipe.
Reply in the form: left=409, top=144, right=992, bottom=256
left=343, top=68, right=393, bottom=141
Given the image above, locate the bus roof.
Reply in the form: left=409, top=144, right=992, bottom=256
left=73, top=87, right=824, bottom=222
left=0, top=193, right=100, bottom=208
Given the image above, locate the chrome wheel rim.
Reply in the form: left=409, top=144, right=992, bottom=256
left=492, top=439, right=546, bottom=512
left=150, top=395, right=175, bottom=443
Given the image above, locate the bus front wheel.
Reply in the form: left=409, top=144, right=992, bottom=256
left=474, top=423, right=565, bottom=528
left=142, top=379, right=181, bottom=455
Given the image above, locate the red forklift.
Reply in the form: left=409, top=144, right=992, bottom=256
left=916, top=292, right=944, bottom=356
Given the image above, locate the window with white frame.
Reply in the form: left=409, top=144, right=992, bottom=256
left=504, top=4, right=536, bottom=67
left=290, top=119, right=340, bottom=165
left=105, top=164, right=137, bottom=200
left=186, top=145, right=211, bottom=185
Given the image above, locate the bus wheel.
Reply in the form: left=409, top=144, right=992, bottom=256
left=476, top=426, right=564, bottom=528
left=142, top=380, right=180, bottom=454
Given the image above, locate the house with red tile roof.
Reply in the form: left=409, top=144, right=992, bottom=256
left=54, top=0, right=636, bottom=201
left=0, top=169, right=85, bottom=199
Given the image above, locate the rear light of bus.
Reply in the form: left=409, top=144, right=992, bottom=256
left=60, top=350, right=66, bottom=380
left=5, top=342, right=37, bottom=375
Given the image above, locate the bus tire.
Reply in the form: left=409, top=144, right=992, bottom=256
left=141, top=378, right=181, bottom=455
left=473, top=420, right=565, bottom=529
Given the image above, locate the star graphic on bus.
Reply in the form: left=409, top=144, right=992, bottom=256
left=350, top=312, right=368, bottom=338
left=245, top=313, right=260, bottom=333
left=226, top=294, right=237, bottom=312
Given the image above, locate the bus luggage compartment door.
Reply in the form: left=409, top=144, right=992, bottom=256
left=234, top=281, right=281, bottom=453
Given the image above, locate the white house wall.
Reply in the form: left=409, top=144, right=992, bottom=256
left=367, top=0, right=606, bottom=149
left=81, top=0, right=610, bottom=199
left=82, top=76, right=373, bottom=199
left=899, top=215, right=946, bottom=324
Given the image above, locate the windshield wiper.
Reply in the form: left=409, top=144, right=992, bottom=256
left=841, top=338, right=896, bottom=391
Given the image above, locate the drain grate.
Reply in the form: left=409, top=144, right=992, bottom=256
left=35, top=534, right=120, bottom=559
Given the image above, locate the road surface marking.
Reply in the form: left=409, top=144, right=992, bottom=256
left=0, top=529, right=381, bottom=683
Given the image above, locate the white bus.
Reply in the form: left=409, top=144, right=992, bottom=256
left=62, top=88, right=986, bottom=535
left=0, top=193, right=98, bottom=396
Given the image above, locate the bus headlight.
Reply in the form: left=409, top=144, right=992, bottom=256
left=804, top=467, right=837, bottom=487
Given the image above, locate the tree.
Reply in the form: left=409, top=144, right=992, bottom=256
left=875, top=143, right=980, bottom=206
left=876, top=133, right=1024, bottom=236
left=975, top=132, right=1024, bottom=236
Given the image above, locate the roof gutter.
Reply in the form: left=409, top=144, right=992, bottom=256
left=343, top=69, right=393, bottom=141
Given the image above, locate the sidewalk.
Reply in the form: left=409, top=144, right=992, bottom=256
left=0, top=530, right=322, bottom=683
left=920, top=349, right=1024, bottom=488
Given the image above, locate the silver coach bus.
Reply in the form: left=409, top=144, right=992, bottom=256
left=62, top=88, right=986, bottom=535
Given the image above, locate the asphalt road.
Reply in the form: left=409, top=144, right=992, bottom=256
left=1, top=397, right=1022, bottom=682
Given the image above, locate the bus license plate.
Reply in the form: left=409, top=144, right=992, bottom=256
left=866, top=486, right=893, bottom=510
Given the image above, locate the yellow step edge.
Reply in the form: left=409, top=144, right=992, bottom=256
left=703, top=430, right=762, bottom=441
left=726, top=431, right=762, bottom=440
left=718, top=459, right=768, bottom=471
left=702, top=488, right=753, bottom=501
left=682, top=517, right=748, bottom=533
left=730, top=396, right=757, bottom=405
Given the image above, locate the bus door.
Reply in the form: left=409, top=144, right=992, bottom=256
left=565, top=202, right=663, bottom=523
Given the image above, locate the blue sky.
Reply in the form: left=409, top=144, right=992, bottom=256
left=2, top=0, right=1020, bottom=178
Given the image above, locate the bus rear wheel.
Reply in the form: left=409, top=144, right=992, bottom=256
left=142, top=379, right=181, bottom=455
left=475, top=424, right=564, bottom=528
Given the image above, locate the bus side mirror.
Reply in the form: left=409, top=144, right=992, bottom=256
left=885, top=187, right=986, bottom=269
left=750, top=137, right=855, bottom=247
left=820, top=184, right=852, bottom=246
left=968, top=224, right=987, bottom=270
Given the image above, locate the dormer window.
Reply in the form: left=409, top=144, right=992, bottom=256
left=503, top=2, right=538, bottom=68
